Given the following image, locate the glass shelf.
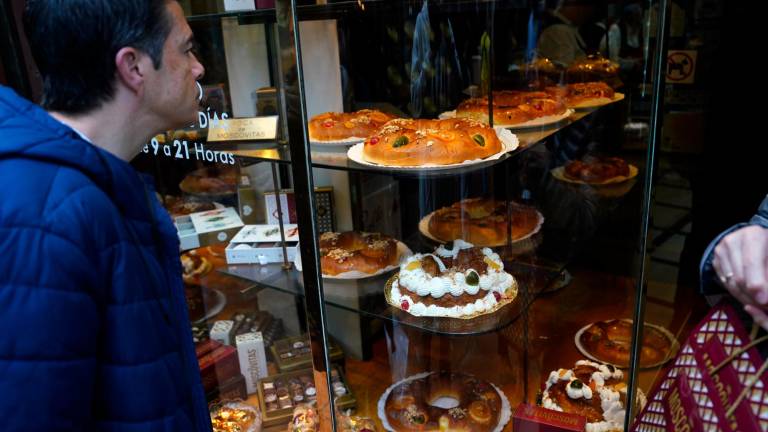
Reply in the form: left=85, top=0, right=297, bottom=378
left=219, top=262, right=304, bottom=298
left=218, top=253, right=566, bottom=336
left=218, top=142, right=293, bottom=165
left=228, top=110, right=595, bottom=176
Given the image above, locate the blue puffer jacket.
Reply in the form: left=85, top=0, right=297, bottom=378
left=0, top=86, right=211, bottom=431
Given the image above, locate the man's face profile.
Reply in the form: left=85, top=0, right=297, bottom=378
left=143, top=1, right=205, bottom=130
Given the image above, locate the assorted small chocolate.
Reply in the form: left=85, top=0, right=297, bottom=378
left=261, top=367, right=350, bottom=415
left=271, top=335, right=343, bottom=372
left=331, top=368, right=349, bottom=398
left=262, top=372, right=319, bottom=413
left=192, top=310, right=284, bottom=346
left=277, top=340, right=312, bottom=361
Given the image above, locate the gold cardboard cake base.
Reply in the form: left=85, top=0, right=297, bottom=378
left=384, top=273, right=521, bottom=334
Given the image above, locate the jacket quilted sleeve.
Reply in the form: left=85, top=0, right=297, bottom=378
left=0, top=84, right=211, bottom=431
left=0, top=174, right=104, bottom=430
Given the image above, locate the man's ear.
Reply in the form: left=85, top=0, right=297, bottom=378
left=115, top=47, right=148, bottom=93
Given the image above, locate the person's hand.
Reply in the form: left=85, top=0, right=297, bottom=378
left=712, top=225, right=768, bottom=329
left=745, top=305, right=768, bottom=331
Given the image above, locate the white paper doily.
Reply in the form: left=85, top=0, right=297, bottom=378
left=309, top=136, right=366, bottom=147
left=347, top=128, right=519, bottom=171
left=440, top=109, right=575, bottom=129
left=377, top=372, right=512, bottom=432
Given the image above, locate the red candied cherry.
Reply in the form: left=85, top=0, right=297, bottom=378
left=322, top=120, right=334, bottom=128
left=369, top=136, right=380, bottom=145
left=401, top=300, right=410, bottom=311
left=493, top=291, right=501, bottom=302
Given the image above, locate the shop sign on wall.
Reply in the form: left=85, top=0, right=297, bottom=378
left=141, top=108, right=237, bottom=165
left=666, top=50, right=697, bottom=84
left=207, top=116, right=279, bottom=142
left=224, top=0, right=255, bottom=12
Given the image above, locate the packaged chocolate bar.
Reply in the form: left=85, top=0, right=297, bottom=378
left=198, top=345, right=241, bottom=393
left=196, top=339, right=223, bottom=359
left=210, top=320, right=234, bottom=346
left=205, top=374, right=248, bottom=404
left=235, top=332, right=268, bottom=394
left=512, top=404, right=585, bottom=432
left=225, top=310, right=281, bottom=347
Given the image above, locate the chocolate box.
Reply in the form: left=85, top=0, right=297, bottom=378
left=205, top=374, right=248, bottom=404
left=270, top=334, right=344, bottom=372
left=225, top=224, right=299, bottom=265
left=235, top=332, right=268, bottom=394
left=198, top=345, right=241, bottom=393
left=195, top=339, right=223, bottom=359
left=513, top=404, right=586, bottom=432
left=175, top=207, right=245, bottom=251
left=258, top=367, right=355, bottom=427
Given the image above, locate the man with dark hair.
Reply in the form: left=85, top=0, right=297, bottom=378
left=0, top=1, right=210, bottom=430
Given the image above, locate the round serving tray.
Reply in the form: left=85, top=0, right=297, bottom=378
left=309, top=136, right=365, bottom=147
left=550, top=164, right=639, bottom=198
left=383, top=274, right=522, bottom=335
left=377, top=372, right=512, bottom=432
left=346, top=128, right=519, bottom=172
left=417, top=207, right=544, bottom=248
left=574, top=319, right=680, bottom=369
left=569, top=92, right=625, bottom=110
left=550, top=164, right=639, bottom=186
left=294, top=241, right=412, bottom=280
left=439, top=108, right=575, bottom=130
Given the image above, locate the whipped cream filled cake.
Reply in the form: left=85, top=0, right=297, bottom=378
left=388, top=240, right=517, bottom=318
left=540, top=360, right=646, bottom=432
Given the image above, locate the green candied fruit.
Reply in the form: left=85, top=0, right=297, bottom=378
left=570, top=379, right=584, bottom=389
left=393, top=136, right=409, bottom=148
left=413, top=415, right=425, bottom=425
left=472, top=134, right=485, bottom=146
left=466, top=270, right=480, bottom=286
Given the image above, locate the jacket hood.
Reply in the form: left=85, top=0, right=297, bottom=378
left=0, top=85, right=153, bottom=220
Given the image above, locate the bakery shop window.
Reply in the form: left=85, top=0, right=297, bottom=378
left=84, top=0, right=718, bottom=430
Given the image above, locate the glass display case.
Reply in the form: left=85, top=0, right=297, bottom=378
left=135, top=0, right=673, bottom=430
left=6, top=0, right=735, bottom=431
left=270, top=1, right=669, bottom=431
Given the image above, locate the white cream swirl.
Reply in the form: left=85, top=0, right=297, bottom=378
left=390, top=280, right=508, bottom=318
left=543, top=361, right=636, bottom=432
left=576, top=360, right=623, bottom=381
left=546, top=369, right=574, bottom=388
left=435, top=239, right=473, bottom=258
left=398, top=246, right=511, bottom=299
left=566, top=380, right=593, bottom=400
